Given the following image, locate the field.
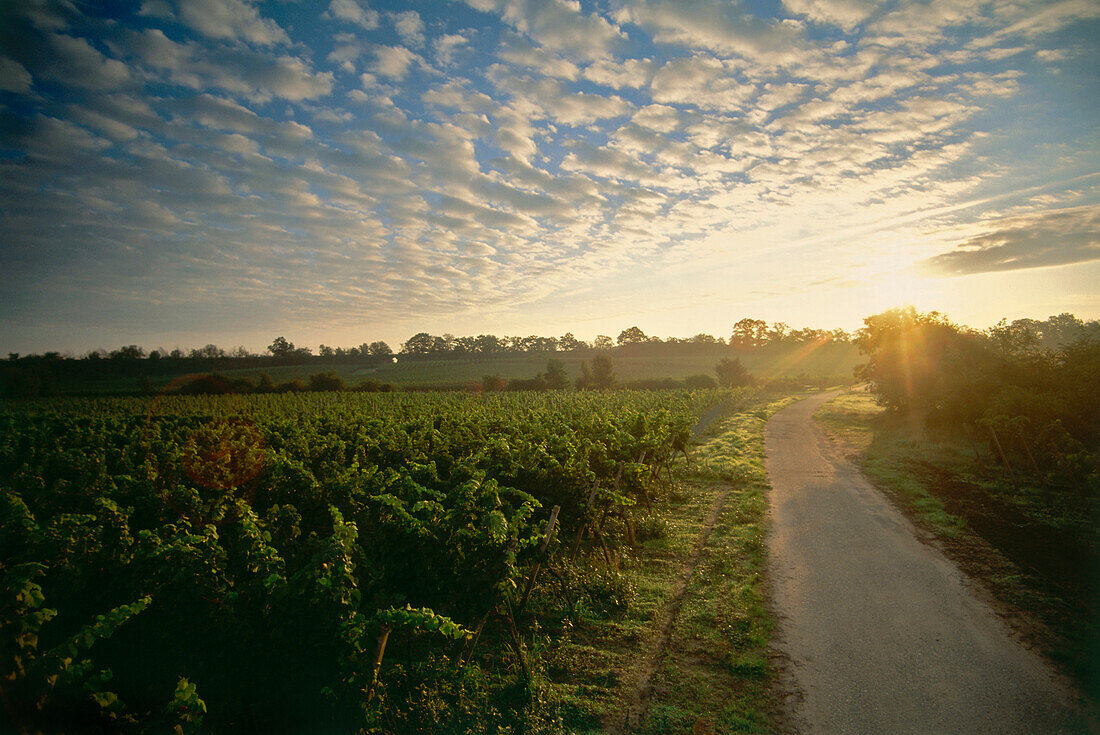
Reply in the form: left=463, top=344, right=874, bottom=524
left=36, top=341, right=862, bottom=395
left=0, top=387, right=788, bottom=733
left=225, top=343, right=859, bottom=388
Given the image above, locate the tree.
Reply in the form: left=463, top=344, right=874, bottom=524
left=190, top=344, right=225, bottom=360
left=690, top=333, right=720, bottom=345
left=715, top=357, right=752, bottom=387
left=402, top=333, right=435, bottom=355
left=368, top=341, right=392, bottom=356
left=474, top=334, right=503, bottom=353
left=542, top=359, right=569, bottom=390
left=579, top=354, right=616, bottom=389
left=731, top=318, right=768, bottom=349
left=856, top=307, right=966, bottom=415
left=685, top=374, right=717, bottom=389
left=593, top=335, right=614, bottom=351
left=268, top=336, right=295, bottom=357
left=110, top=345, right=146, bottom=360
left=617, top=326, right=648, bottom=346
left=318, top=344, right=336, bottom=358
left=559, top=332, right=582, bottom=351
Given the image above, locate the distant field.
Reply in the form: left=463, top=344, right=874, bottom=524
left=212, top=341, right=861, bottom=389
left=48, top=341, right=861, bottom=394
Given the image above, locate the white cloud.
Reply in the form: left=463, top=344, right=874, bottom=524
left=42, top=34, right=131, bottom=90
left=323, top=0, right=380, bottom=30
left=498, top=37, right=580, bottom=79
left=0, top=57, right=33, bottom=93
left=631, top=103, right=686, bottom=132
left=782, top=0, right=876, bottom=30
left=392, top=10, right=426, bottom=46
left=176, top=0, right=290, bottom=46
left=369, top=45, right=422, bottom=80
left=119, top=30, right=333, bottom=102
left=975, top=0, right=1100, bottom=46
left=433, top=33, right=470, bottom=66
left=464, top=0, right=625, bottom=60
left=614, top=0, right=804, bottom=66
left=649, top=55, right=753, bottom=111
left=583, top=57, right=654, bottom=88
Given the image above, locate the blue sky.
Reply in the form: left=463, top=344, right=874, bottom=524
left=1, top=0, right=1098, bottom=353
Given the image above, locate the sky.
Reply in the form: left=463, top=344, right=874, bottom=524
left=1, top=0, right=1098, bottom=354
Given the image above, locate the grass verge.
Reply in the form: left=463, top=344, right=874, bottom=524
left=526, top=394, right=797, bottom=734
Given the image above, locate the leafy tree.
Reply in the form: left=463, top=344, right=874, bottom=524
left=190, top=344, right=225, bottom=360
left=617, top=326, right=648, bottom=346
left=542, top=359, right=569, bottom=390
left=586, top=355, right=616, bottom=389
left=593, top=335, right=614, bottom=351
left=318, top=345, right=336, bottom=358
left=110, top=345, right=146, bottom=360
left=690, top=333, right=721, bottom=345
left=402, top=333, right=435, bottom=355
left=856, top=307, right=967, bottom=415
left=685, top=374, right=717, bottom=389
left=559, top=332, right=582, bottom=351
left=368, top=341, right=392, bottom=356
left=731, top=318, right=768, bottom=349
left=474, top=334, right=503, bottom=353
left=268, top=336, right=295, bottom=357
left=715, top=357, right=752, bottom=387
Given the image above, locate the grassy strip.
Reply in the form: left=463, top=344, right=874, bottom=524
left=639, top=396, right=799, bottom=734
left=814, top=389, right=1099, bottom=701
left=526, top=394, right=797, bottom=733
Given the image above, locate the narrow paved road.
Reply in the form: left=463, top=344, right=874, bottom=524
left=765, top=392, right=1091, bottom=734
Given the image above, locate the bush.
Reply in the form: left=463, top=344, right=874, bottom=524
left=308, top=371, right=345, bottom=392
left=684, top=374, right=717, bottom=389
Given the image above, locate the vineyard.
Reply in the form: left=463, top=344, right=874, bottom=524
left=1, top=388, right=768, bottom=733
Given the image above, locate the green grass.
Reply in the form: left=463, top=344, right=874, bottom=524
left=518, top=393, right=794, bottom=733
left=639, top=396, right=799, bottom=735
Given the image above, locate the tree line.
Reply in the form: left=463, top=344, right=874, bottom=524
left=0, top=319, right=845, bottom=396
left=5, top=319, right=852, bottom=365
left=857, top=309, right=1100, bottom=491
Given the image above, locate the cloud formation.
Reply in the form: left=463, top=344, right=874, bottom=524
left=0, top=0, right=1096, bottom=351
left=923, top=206, right=1100, bottom=274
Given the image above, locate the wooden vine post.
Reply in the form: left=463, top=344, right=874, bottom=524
left=517, top=504, right=560, bottom=616
left=365, top=624, right=391, bottom=701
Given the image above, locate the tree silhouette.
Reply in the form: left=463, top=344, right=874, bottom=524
left=268, top=336, right=295, bottom=357
left=715, top=357, right=752, bottom=387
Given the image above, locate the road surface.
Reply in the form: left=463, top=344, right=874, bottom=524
left=765, top=392, right=1091, bottom=734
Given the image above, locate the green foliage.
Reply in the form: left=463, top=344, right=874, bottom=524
left=0, top=389, right=733, bottom=732
left=577, top=355, right=616, bottom=389
left=858, top=307, right=1100, bottom=505
left=715, top=357, right=752, bottom=388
